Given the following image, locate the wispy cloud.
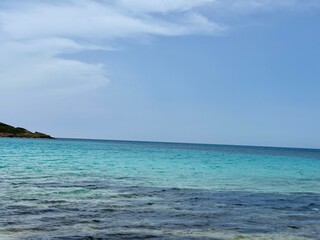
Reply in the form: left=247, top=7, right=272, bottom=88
left=0, top=0, right=318, bottom=94
left=0, top=0, right=223, bottom=94
left=116, top=0, right=216, bottom=13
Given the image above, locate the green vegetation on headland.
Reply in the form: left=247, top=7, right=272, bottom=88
left=0, top=122, right=53, bottom=139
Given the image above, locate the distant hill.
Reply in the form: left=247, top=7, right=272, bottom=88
left=0, top=122, right=53, bottom=139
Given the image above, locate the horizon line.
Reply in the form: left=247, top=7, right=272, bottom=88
left=53, top=137, right=320, bottom=151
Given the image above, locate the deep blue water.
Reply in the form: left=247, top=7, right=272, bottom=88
left=0, top=138, right=319, bottom=239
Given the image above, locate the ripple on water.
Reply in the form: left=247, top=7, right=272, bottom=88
left=0, top=183, right=319, bottom=239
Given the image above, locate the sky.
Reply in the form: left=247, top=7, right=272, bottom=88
left=0, top=0, right=320, bottom=148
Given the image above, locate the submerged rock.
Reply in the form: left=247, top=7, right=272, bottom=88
left=0, top=122, right=53, bottom=139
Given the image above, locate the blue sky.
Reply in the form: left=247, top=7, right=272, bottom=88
left=0, top=0, right=320, bottom=148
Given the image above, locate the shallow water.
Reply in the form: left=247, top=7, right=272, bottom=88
left=0, top=138, right=319, bottom=239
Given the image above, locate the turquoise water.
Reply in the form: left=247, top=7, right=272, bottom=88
left=0, top=138, right=320, bottom=239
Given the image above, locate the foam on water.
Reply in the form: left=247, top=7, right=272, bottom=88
left=0, top=138, right=319, bottom=239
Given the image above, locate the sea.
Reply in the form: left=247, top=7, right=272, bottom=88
left=0, top=138, right=319, bottom=240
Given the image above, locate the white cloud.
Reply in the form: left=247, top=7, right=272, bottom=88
left=0, top=1, right=211, bottom=40
left=0, top=0, right=318, bottom=94
left=0, top=37, right=108, bottom=94
left=0, top=0, right=223, bottom=94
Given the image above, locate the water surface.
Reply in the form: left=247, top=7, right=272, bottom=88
left=0, top=138, right=319, bottom=239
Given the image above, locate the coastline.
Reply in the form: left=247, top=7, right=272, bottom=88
left=0, top=122, right=53, bottom=139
